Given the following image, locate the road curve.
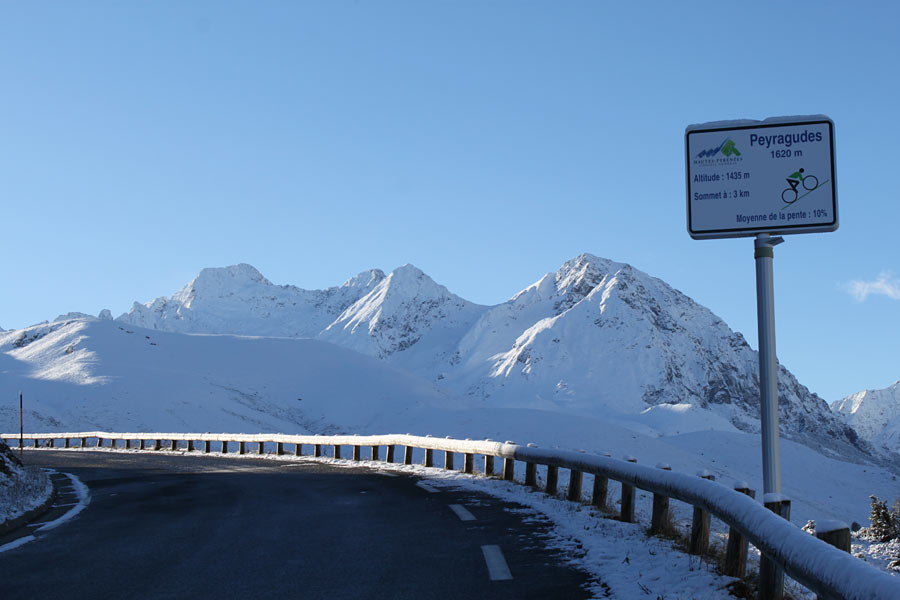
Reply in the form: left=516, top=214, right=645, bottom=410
left=0, top=451, right=594, bottom=599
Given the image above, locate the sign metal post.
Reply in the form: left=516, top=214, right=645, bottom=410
left=685, top=115, right=837, bottom=498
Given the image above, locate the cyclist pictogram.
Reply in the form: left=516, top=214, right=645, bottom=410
left=781, top=168, right=821, bottom=206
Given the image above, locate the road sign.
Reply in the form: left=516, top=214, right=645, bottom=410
left=686, top=116, right=837, bottom=239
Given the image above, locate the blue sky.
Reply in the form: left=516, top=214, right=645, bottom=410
left=2, top=1, right=897, bottom=402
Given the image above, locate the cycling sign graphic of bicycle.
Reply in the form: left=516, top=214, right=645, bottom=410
left=781, top=168, right=829, bottom=208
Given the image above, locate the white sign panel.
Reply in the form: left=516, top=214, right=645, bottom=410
left=686, top=116, right=837, bottom=239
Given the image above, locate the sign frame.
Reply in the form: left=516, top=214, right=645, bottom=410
left=685, top=115, right=838, bottom=240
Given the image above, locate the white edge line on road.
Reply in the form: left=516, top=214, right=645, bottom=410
left=449, top=504, right=476, bottom=521
left=416, top=481, right=439, bottom=493
left=481, top=545, right=513, bottom=581
left=36, top=473, right=90, bottom=533
left=0, top=535, right=36, bottom=553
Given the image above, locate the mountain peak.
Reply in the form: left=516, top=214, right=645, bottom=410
left=192, top=263, right=271, bottom=288
left=342, top=269, right=386, bottom=289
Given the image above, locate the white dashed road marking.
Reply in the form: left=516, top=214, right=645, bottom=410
left=448, top=504, right=476, bottom=521
left=416, top=481, right=439, bottom=493
left=481, top=545, right=513, bottom=581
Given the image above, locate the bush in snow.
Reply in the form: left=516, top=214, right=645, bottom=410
left=861, top=495, right=900, bottom=542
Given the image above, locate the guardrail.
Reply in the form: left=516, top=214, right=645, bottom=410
left=4, top=431, right=897, bottom=600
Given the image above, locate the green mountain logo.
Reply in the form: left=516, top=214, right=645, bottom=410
left=721, top=139, right=741, bottom=157
left=695, top=138, right=742, bottom=159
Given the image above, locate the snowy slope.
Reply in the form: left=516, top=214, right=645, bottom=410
left=0, top=318, right=452, bottom=434
left=832, top=382, right=900, bottom=450
left=119, top=263, right=385, bottom=338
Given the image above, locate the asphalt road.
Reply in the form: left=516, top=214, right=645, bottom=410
left=0, top=451, right=595, bottom=599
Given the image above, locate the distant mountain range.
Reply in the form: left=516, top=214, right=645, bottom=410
left=29, top=253, right=861, bottom=461
left=832, top=382, right=900, bottom=451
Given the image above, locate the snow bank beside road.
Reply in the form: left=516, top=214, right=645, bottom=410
left=0, top=440, right=52, bottom=524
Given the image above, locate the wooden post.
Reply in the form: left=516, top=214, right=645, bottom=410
left=170, top=439, right=177, bottom=451
left=546, top=465, right=559, bottom=495
left=81, top=437, right=87, bottom=448
left=295, top=443, right=302, bottom=457
left=689, top=473, right=715, bottom=555
left=525, top=462, right=537, bottom=487
left=759, top=497, right=791, bottom=600
left=567, top=469, right=583, bottom=501
left=125, top=439, right=131, bottom=450
left=204, top=440, right=210, bottom=453
left=425, top=448, right=434, bottom=468
left=315, top=444, right=322, bottom=458
left=620, top=457, right=638, bottom=523
left=816, top=523, right=850, bottom=552
left=277, top=442, right=284, bottom=456
left=239, top=441, right=246, bottom=455
left=153, top=439, right=161, bottom=451
left=503, top=458, right=515, bottom=481
left=725, top=486, right=755, bottom=577
left=444, top=450, right=454, bottom=470
left=187, top=440, right=194, bottom=452
left=49, top=438, right=55, bottom=448
left=65, top=438, right=70, bottom=449
left=592, top=475, right=609, bottom=509
left=353, top=446, right=361, bottom=461
left=333, top=445, right=341, bottom=459
left=257, top=441, right=264, bottom=455
left=650, top=464, right=673, bottom=535
left=386, top=445, right=395, bottom=463
left=221, top=441, right=228, bottom=454
left=97, top=437, right=104, bottom=448
left=139, top=439, right=146, bottom=450
left=815, top=523, right=850, bottom=600
left=403, top=446, right=413, bottom=465
left=484, top=455, right=494, bottom=477
left=371, top=445, right=380, bottom=461
left=463, top=453, right=474, bottom=474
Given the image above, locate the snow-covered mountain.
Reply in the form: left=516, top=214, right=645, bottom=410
left=434, top=254, right=865, bottom=458
left=832, top=382, right=900, bottom=450
left=119, top=263, right=385, bottom=338
left=7, top=254, right=874, bottom=462
left=319, top=264, right=488, bottom=368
